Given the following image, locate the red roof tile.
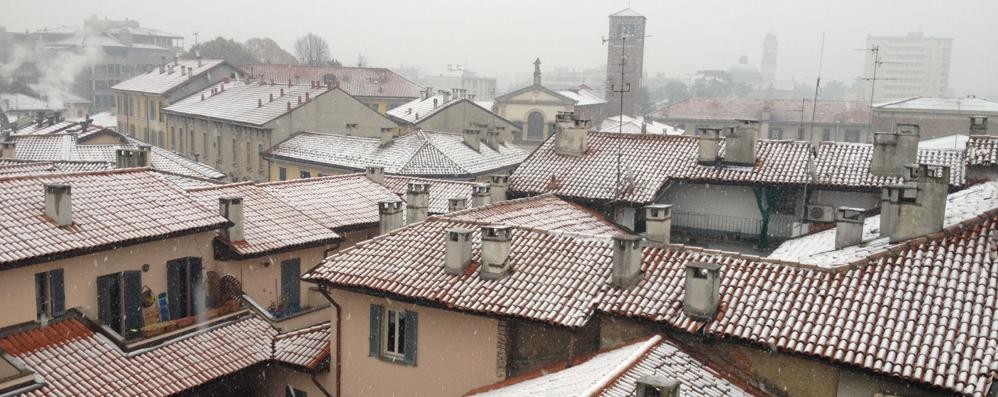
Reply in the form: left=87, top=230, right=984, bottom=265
left=967, top=135, right=998, bottom=167
left=273, top=323, right=331, bottom=369
left=258, top=174, right=402, bottom=231
left=383, top=175, right=479, bottom=214
left=442, top=194, right=625, bottom=236
left=0, top=169, right=228, bottom=267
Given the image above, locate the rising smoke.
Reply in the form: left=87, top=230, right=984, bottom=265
left=0, top=32, right=103, bottom=110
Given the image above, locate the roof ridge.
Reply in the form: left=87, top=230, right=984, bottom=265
left=397, top=137, right=469, bottom=175
left=581, top=335, right=662, bottom=397
left=186, top=180, right=256, bottom=192
left=0, top=166, right=151, bottom=182
left=257, top=172, right=367, bottom=187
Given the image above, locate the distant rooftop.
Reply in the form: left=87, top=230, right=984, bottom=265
left=242, top=64, right=422, bottom=99
left=112, top=59, right=229, bottom=95
left=163, top=80, right=333, bottom=126
left=651, top=97, right=870, bottom=125
left=873, top=96, right=998, bottom=114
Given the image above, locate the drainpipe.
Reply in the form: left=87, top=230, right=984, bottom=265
left=311, top=372, right=333, bottom=397
left=317, top=286, right=341, bottom=397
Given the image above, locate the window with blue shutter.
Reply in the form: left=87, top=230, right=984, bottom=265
left=281, top=259, right=301, bottom=315
left=97, top=271, right=143, bottom=339
left=97, top=273, right=121, bottom=332
left=403, top=311, right=418, bottom=365
left=369, top=304, right=382, bottom=357
left=122, top=271, right=143, bottom=339
left=49, top=269, right=65, bottom=316
left=369, top=304, right=418, bottom=366
left=34, top=269, right=66, bottom=321
left=167, top=257, right=205, bottom=319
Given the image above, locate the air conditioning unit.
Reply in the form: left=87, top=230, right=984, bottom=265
left=806, top=205, right=835, bottom=222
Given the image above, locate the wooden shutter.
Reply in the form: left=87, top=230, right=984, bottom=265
left=281, top=259, right=301, bottom=310
left=166, top=259, right=186, bottom=319
left=96, top=274, right=120, bottom=332
left=188, top=258, right=204, bottom=316
left=34, top=273, right=46, bottom=319
left=369, top=305, right=382, bottom=357
left=122, top=271, right=143, bottom=339
left=403, top=311, right=418, bottom=365
left=49, top=269, right=65, bottom=316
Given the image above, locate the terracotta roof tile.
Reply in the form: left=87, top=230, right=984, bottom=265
left=383, top=175, right=478, bottom=214
left=273, top=323, right=331, bottom=368
left=0, top=169, right=228, bottom=267
left=259, top=174, right=402, bottom=231
left=967, top=135, right=998, bottom=167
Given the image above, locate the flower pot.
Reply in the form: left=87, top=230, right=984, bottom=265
left=142, top=326, right=165, bottom=338
left=163, top=321, right=178, bottom=332
left=175, top=316, right=195, bottom=328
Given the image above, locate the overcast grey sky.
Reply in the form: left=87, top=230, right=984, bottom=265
left=3, top=0, right=997, bottom=96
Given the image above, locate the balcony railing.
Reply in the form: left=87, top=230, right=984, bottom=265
left=672, top=211, right=806, bottom=240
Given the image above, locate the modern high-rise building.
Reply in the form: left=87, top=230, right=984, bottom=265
left=864, top=32, right=952, bottom=101
left=760, top=33, right=778, bottom=82
left=604, top=8, right=646, bottom=117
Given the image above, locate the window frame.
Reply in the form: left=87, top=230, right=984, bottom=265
left=35, top=269, right=65, bottom=321
left=382, top=308, right=406, bottom=359
left=369, top=304, right=418, bottom=366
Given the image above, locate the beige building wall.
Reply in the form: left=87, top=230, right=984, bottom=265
left=414, top=101, right=520, bottom=140
left=258, top=365, right=329, bottom=397
left=495, top=90, right=574, bottom=143
left=0, top=231, right=215, bottom=328
left=218, top=245, right=332, bottom=311
left=872, top=110, right=998, bottom=139
left=330, top=289, right=503, bottom=397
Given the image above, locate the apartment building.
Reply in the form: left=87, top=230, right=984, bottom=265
left=386, top=88, right=520, bottom=138
left=864, top=31, right=953, bottom=101
left=112, top=57, right=244, bottom=146
left=419, top=64, right=498, bottom=101
left=872, top=96, right=998, bottom=138
left=242, top=64, right=422, bottom=113
left=162, top=80, right=399, bottom=181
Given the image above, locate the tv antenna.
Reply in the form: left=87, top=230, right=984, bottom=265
left=855, top=45, right=899, bottom=126
left=807, top=32, right=826, bottom=153
left=601, top=32, right=651, bottom=200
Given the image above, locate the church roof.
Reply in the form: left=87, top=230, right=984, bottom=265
left=610, top=8, right=644, bottom=17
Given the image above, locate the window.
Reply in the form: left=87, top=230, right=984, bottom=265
left=35, top=269, right=65, bottom=321
left=526, top=111, right=544, bottom=140
left=245, top=142, right=252, bottom=170
left=257, top=144, right=264, bottom=173
left=171, top=127, right=176, bottom=150
left=216, top=136, right=223, bottom=159
left=299, top=170, right=311, bottom=179
left=822, top=128, right=832, bottom=141
left=279, top=167, right=288, bottom=181
left=796, top=127, right=804, bottom=140
left=159, top=131, right=165, bottom=147
left=97, top=271, right=142, bottom=338
left=844, top=129, right=861, bottom=143
left=369, top=304, right=417, bottom=365
left=280, top=259, right=301, bottom=315
left=285, top=386, right=307, bottom=397
left=768, top=128, right=783, bottom=140
left=166, top=257, right=204, bottom=320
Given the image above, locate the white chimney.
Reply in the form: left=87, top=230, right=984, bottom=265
left=611, top=234, right=643, bottom=288
left=553, top=111, right=589, bottom=156
left=463, top=129, right=481, bottom=152
left=444, top=228, right=474, bottom=275
left=834, top=207, right=865, bottom=249
left=683, top=261, right=721, bottom=321
left=724, top=120, right=759, bottom=165
left=44, top=184, right=73, bottom=226
left=471, top=184, right=491, bottom=207
left=484, top=129, right=500, bottom=151
left=365, top=166, right=385, bottom=184
left=489, top=175, right=508, bottom=203
left=448, top=197, right=467, bottom=213
left=115, top=148, right=150, bottom=168
left=380, top=128, right=395, bottom=146
left=1, top=141, right=15, bottom=158
left=218, top=196, right=244, bottom=242
left=879, top=164, right=949, bottom=243
left=479, top=225, right=513, bottom=280
left=644, top=204, right=672, bottom=245
left=406, top=183, right=429, bottom=224
left=378, top=201, right=404, bottom=235
left=871, top=124, right=920, bottom=176
left=697, top=128, right=722, bottom=164
left=970, top=116, right=988, bottom=135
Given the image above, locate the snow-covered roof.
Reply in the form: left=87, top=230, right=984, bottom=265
left=0, top=93, right=60, bottom=112
left=163, top=80, right=333, bottom=126
left=112, top=59, right=227, bottom=95
left=556, top=87, right=606, bottom=106
left=769, top=181, right=998, bottom=265
left=598, top=115, right=684, bottom=135
left=874, top=96, right=998, bottom=114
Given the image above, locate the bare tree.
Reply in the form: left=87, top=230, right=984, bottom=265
left=294, top=33, right=331, bottom=66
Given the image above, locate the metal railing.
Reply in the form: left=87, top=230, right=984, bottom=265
left=672, top=211, right=800, bottom=240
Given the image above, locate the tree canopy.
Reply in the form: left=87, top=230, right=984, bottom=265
left=294, top=33, right=339, bottom=66
left=185, top=37, right=257, bottom=65
left=244, top=38, right=297, bottom=65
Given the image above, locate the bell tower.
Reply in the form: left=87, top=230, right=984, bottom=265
left=605, top=8, right=646, bottom=117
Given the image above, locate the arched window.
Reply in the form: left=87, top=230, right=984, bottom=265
left=526, top=111, right=545, bottom=141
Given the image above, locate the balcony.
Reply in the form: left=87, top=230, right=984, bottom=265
left=672, top=211, right=808, bottom=242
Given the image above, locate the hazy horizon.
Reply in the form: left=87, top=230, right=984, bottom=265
left=3, top=0, right=997, bottom=97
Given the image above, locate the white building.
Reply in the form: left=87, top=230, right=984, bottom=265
left=864, top=32, right=952, bottom=101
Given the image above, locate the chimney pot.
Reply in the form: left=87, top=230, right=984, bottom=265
left=489, top=175, right=509, bottom=203
left=269, top=93, right=274, bottom=102
left=378, top=201, right=404, bottom=235
left=445, top=228, right=474, bottom=275
left=305, top=92, right=310, bottom=101
left=479, top=225, right=513, bottom=280
left=554, top=111, right=590, bottom=156
left=611, top=234, right=643, bottom=288
left=834, top=207, right=866, bottom=249
left=258, top=98, right=263, bottom=108
left=644, top=204, right=672, bottom=245
left=115, top=147, right=149, bottom=168
left=696, top=128, right=722, bottom=164
left=1, top=142, right=15, bottom=158
left=44, top=184, right=73, bottom=227
left=448, top=197, right=467, bottom=213
left=364, top=166, right=384, bottom=184
left=298, top=96, right=302, bottom=105
left=406, top=183, right=430, bottom=224
left=287, top=102, right=292, bottom=111
left=280, top=88, right=285, bottom=97
left=871, top=124, right=920, bottom=176
left=879, top=164, right=949, bottom=242
left=219, top=196, right=244, bottom=242
left=462, top=129, right=481, bottom=152
left=471, top=184, right=491, bottom=207
left=484, top=129, right=500, bottom=151
left=724, top=120, right=759, bottom=165
left=970, top=116, right=989, bottom=134
left=380, top=128, right=395, bottom=146
left=201, top=93, right=205, bottom=101
left=683, top=261, right=722, bottom=321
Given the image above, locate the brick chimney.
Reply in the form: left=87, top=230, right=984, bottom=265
left=879, top=164, right=949, bottom=243
left=218, top=196, right=244, bottom=242
left=611, top=234, right=643, bottom=288
left=870, top=124, right=920, bottom=176
left=553, top=111, right=589, bottom=156
left=683, top=261, right=721, bottom=321
left=444, top=228, right=474, bottom=275
left=724, top=120, right=759, bottom=165
left=463, top=129, right=481, bottom=152
left=471, top=184, right=491, bottom=207
left=406, top=183, right=429, bottom=224
left=970, top=116, right=988, bottom=135
left=644, top=204, right=672, bottom=246
left=378, top=201, right=404, bottom=235
left=1, top=141, right=15, bottom=158
left=489, top=175, right=508, bottom=203
left=479, top=225, right=512, bottom=280
left=44, top=184, right=73, bottom=227
left=834, top=207, right=865, bottom=249
left=365, top=166, right=384, bottom=184
left=696, top=128, right=722, bottom=164
left=448, top=197, right=467, bottom=213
